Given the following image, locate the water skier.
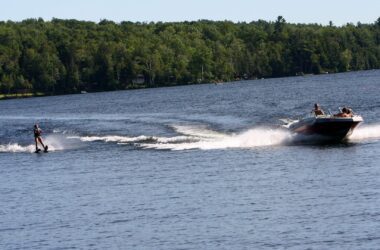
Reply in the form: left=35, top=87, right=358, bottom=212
left=34, top=124, right=48, bottom=152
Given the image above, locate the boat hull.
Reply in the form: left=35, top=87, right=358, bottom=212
left=289, top=116, right=362, bottom=141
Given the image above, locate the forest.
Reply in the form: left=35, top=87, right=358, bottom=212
left=0, top=16, right=380, bottom=96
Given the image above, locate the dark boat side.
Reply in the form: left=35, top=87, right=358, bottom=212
left=289, top=115, right=363, bottom=142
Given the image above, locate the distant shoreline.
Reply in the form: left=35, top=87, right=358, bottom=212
left=1, top=18, right=379, bottom=99
left=1, top=69, right=378, bottom=101
left=0, top=92, right=46, bottom=100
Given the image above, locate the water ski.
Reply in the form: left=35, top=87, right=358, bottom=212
left=35, top=145, right=48, bottom=153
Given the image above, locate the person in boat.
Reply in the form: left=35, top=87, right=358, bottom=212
left=34, top=124, right=46, bottom=152
left=313, top=103, right=325, bottom=116
left=335, top=107, right=353, bottom=117
left=345, top=107, right=353, bottom=117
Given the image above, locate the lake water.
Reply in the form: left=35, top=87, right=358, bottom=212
left=1, top=70, right=380, bottom=249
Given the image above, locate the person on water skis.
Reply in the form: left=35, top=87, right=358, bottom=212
left=34, top=124, right=48, bottom=152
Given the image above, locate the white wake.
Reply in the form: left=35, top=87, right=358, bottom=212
left=68, top=134, right=194, bottom=144
left=69, top=125, right=292, bottom=151
left=0, top=143, right=35, bottom=153
left=47, top=123, right=380, bottom=152
left=0, top=134, right=71, bottom=153
left=349, top=123, right=380, bottom=141
left=141, top=125, right=292, bottom=150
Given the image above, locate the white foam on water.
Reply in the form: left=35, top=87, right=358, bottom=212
left=69, top=134, right=195, bottom=144
left=69, top=135, right=156, bottom=143
left=66, top=123, right=380, bottom=151
left=141, top=126, right=292, bottom=150
left=69, top=125, right=291, bottom=151
left=0, top=134, right=77, bottom=153
left=0, top=143, right=35, bottom=153
left=349, top=123, right=380, bottom=141
left=155, top=135, right=195, bottom=143
left=173, top=125, right=226, bottom=140
left=43, top=135, right=66, bottom=151
left=0, top=143, right=61, bottom=153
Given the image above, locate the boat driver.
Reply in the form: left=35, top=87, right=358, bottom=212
left=335, top=107, right=353, bottom=117
left=313, top=103, right=325, bottom=116
left=345, top=107, right=353, bottom=117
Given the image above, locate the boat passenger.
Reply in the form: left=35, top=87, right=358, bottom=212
left=313, top=103, right=325, bottom=116
left=334, top=107, right=351, bottom=117
left=345, top=107, right=354, bottom=117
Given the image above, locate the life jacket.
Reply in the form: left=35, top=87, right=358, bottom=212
left=34, top=128, right=41, bottom=137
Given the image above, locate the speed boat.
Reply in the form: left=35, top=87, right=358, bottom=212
left=285, top=109, right=363, bottom=142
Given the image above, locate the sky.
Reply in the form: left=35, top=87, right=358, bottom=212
left=2, top=0, right=380, bottom=26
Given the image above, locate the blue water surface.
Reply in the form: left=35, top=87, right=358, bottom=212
left=1, top=70, right=380, bottom=249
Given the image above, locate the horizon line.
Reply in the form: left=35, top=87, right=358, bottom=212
left=1, top=16, right=379, bottom=27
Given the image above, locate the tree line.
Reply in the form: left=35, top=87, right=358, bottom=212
left=0, top=16, right=380, bottom=95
